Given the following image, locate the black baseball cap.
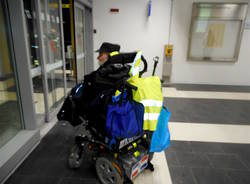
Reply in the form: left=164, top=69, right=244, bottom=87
left=96, top=42, right=120, bottom=53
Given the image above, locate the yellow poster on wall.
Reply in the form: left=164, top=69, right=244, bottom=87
left=206, top=23, right=225, bottom=48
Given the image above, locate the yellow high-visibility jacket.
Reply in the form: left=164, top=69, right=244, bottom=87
left=127, top=51, right=163, bottom=131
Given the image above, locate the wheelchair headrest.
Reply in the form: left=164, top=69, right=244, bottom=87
left=108, top=52, right=137, bottom=64
left=108, top=52, right=148, bottom=76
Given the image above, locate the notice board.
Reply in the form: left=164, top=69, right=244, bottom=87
left=188, top=3, right=248, bottom=62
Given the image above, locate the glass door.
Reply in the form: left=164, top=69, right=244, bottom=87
left=41, top=0, right=66, bottom=119
left=23, top=0, right=66, bottom=122
left=74, top=3, right=86, bottom=83
left=23, top=0, right=46, bottom=123
left=0, top=1, right=23, bottom=148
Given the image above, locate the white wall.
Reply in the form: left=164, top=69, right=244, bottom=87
left=93, top=0, right=250, bottom=85
left=93, top=0, right=171, bottom=76
left=171, top=0, right=250, bottom=85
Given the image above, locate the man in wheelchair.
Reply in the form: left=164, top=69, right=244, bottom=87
left=57, top=42, right=169, bottom=184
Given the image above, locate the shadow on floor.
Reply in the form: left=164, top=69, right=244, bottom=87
left=5, top=123, right=100, bottom=184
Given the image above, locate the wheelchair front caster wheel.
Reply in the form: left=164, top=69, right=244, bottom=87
left=68, top=145, right=83, bottom=169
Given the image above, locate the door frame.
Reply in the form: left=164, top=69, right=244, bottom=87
left=74, top=1, right=86, bottom=83
left=34, top=0, right=67, bottom=121
left=0, top=0, right=40, bottom=182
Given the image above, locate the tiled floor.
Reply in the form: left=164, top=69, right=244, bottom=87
left=163, top=84, right=250, bottom=126
left=5, top=123, right=250, bottom=184
left=4, top=123, right=171, bottom=184
left=165, top=141, right=250, bottom=184
left=162, top=85, right=250, bottom=143
left=4, top=84, right=250, bottom=184
left=164, top=84, right=250, bottom=184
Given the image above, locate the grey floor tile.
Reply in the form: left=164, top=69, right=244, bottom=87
left=192, top=168, right=234, bottom=184
left=168, top=141, right=192, bottom=153
left=166, top=142, right=250, bottom=184
left=58, top=177, right=100, bottom=184
left=32, top=144, right=67, bottom=159
left=221, top=143, right=250, bottom=170
left=207, top=154, right=248, bottom=170
left=227, top=170, right=250, bottom=184
left=38, top=159, right=73, bottom=178
left=236, top=152, right=250, bottom=170
left=70, top=164, right=97, bottom=180
left=168, top=166, right=196, bottom=184
left=221, top=143, right=250, bottom=155
left=14, top=157, right=45, bottom=176
left=190, top=142, right=225, bottom=154
left=57, top=146, right=72, bottom=161
left=164, top=98, right=250, bottom=125
left=175, top=152, right=212, bottom=168
left=167, top=84, right=250, bottom=93
left=165, top=151, right=180, bottom=166
left=5, top=175, right=60, bottom=184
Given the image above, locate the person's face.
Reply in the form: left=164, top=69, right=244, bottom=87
left=97, top=52, right=109, bottom=65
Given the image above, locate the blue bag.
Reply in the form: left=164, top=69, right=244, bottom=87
left=150, top=107, right=171, bottom=152
left=106, top=100, right=144, bottom=139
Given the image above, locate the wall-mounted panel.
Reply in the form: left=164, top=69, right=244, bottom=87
left=188, top=3, right=248, bottom=62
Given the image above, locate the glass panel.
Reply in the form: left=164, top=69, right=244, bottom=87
left=43, top=0, right=63, bottom=64
left=47, top=67, right=64, bottom=110
left=23, top=0, right=40, bottom=69
left=189, top=20, right=241, bottom=60
left=188, top=3, right=247, bottom=61
left=63, top=4, right=76, bottom=92
left=75, top=7, right=84, bottom=57
left=32, top=76, right=45, bottom=119
left=66, top=65, right=75, bottom=93
left=24, top=0, right=66, bottom=116
left=75, top=6, right=85, bottom=81
left=41, top=0, right=65, bottom=111
left=0, top=2, right=22, bottom=148
left=23, top=0, right=45, bottom=121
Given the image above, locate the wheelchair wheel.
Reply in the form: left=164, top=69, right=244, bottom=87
left=95, top=156, right=123, bottom=184
left=68, top=145, right=83, bottom=169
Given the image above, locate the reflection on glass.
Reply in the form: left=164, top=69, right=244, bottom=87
left=75, top=7, right=85, bottom=81
left=42, top=0, right=65, bottom=111
left=23, top=0, right=46, bottom=121
left=23, top=0, right=40, bottom=69
left=63, top=5, right=77, bottom=91
left=190, top=20, right=241, bottom=60
left=66, top=76, right=76, bottom=93
left=32, top=76, right=45, bottom=117
left=75, top=7, right=84, bottom=56
left=0, top=3, right=22, bottom=148
left=65, top=45, right=76, bottom=93
left=42, top=0, right=63, bottom=64
left=47, top=67, right=64, bottom=110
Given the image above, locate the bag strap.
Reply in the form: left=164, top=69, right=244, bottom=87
left=119, top=82, right=125, bottom=106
